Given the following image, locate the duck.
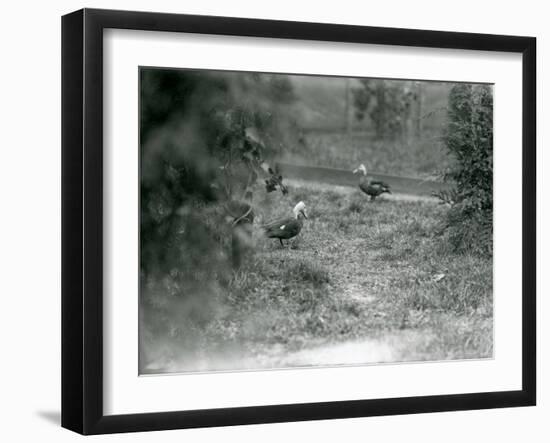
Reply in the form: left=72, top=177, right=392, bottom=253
left=353, top=164, right=391, bottom=201
left=263, top=201, right=308, bottom=247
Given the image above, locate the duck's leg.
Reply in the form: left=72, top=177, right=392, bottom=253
left=279, top=238, right=284, bottom=247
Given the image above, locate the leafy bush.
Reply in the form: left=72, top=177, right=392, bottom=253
left=438, top=84, right=493, bottom=255
left=140, top=69, right=296, bottom=275
left=139, top=69, right=298, bottom=371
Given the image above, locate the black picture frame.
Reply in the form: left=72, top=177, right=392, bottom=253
left=62, top=8, right=536, bottom=435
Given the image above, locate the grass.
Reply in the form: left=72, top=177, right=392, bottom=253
left=141, top=183, right=493, bottom=373
left=280, top=130, right=450, bottom=179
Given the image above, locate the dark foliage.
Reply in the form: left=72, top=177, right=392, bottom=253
left=437, top=84, right=493, bottom=255
left=139, top=69, right=298, bottom=370
left=140, top=69, right=295, bottom=275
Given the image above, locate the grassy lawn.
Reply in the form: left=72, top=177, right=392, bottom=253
left=280, top=130, right=450, bottom=179
left=141, top=182, right=492, bottom=373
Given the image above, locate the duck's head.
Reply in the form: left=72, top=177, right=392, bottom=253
left=353, top=164, right=367, bottom=176
left=293, top=201, right=308, bottom=219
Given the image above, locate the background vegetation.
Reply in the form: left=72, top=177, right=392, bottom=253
left=280, top=77, right=452, bottom=178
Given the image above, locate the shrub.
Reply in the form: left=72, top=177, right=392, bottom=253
left=139, top=70, right=299, bottom=370
left=438, top=84, right=493, bottom=256
left=140, top=69, right=297, bottom=275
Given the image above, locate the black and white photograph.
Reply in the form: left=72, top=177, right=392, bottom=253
left=139, top=67, right=494, bottom=374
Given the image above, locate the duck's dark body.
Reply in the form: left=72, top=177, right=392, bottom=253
left=359, top=176, right=391, bottom=201
left=263, top=217, right=304, bottom=246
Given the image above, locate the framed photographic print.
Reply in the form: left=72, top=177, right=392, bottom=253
left=62, top=8, right=536, bottom=435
